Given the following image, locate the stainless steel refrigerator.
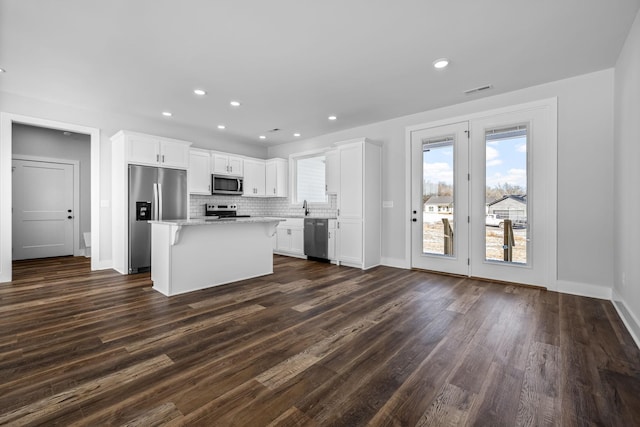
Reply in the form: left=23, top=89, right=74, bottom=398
left=128, top=165, right=187, bottom=273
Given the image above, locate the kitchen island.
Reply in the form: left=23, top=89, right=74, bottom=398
left=149, top=217, right=283, bottom=296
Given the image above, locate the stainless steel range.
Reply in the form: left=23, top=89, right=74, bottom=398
left=204, top=204, right=251, bottom=219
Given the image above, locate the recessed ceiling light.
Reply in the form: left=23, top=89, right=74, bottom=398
left=294, top=133, right=301, bottom=137
left=193, top=89, right=206, bottom=96
left=217, top=124, right=226, bottom=130
left=230, top=100, right=241, bottom=107
left=328, top=115, right=337, bottom=121
left=162, top=111, right=172, bottom=117
left=259, top=135, right=266, bottom=140
left=433, top=58, right=449, bottom=69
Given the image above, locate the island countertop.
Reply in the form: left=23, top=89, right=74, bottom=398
left=149, top=217, right=285, bottom=226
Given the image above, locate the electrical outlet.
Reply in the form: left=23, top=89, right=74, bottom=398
left=622, top=272, right=626, bottom=287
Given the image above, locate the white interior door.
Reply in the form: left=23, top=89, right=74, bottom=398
left=411, top=122, right=469, bottom=275
left=12, top=159, right=75, bottom=260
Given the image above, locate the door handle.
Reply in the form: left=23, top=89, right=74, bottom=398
left=68, top=216, right=73, bottom=219
left=412, top=218, right=417, bottom=222
left=68, top=209, right=72, bottom=213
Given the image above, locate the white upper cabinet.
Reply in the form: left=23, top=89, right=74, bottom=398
left=265, top=158, right=288, bottom=197
left=243, top=158, right=266, bottom=196
left=119, top=131, right=190, bottom=169
left=325, top=149, right=339, bottom=194
left=188, top=149, right=211, bottom=194
left=212, top=153, right=243, bottom=176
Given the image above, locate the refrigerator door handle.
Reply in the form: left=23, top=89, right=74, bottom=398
left=158, top=183, right=163, bottom=220
left=153, top=183, right=159, bottom=220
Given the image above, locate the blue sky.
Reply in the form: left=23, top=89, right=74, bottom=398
left=423, top=135, right=527, bottom=191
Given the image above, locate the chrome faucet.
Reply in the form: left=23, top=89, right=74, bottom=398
left=303, top=200, right=309, bottom=216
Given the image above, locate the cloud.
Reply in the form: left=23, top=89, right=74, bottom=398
left=423, top=161, right=453, bottom=184
left=486, top=146, right=502, bottom=167
left=486, top=168, right=527, bottom=188
left=516, top=143, right=527, bottom=153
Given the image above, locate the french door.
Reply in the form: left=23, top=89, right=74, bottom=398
left=411, top=100, right=557, bottom=287
left=410, top=122, right=470, bottom=275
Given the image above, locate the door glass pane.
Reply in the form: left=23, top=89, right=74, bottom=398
left=422, top=137, right=455, bottom=256
left=485, top=125, right=528, bottom=263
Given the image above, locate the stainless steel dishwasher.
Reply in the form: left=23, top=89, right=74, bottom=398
left=304, top=218, right=329, bottom=260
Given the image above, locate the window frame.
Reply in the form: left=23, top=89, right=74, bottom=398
left=288, top=149, right=330, bottom=207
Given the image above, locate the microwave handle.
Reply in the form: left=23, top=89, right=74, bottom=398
left=237, top=178, right=242, bottom=192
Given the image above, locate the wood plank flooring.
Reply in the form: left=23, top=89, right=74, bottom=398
left=1, top=255, right=639, bottom=426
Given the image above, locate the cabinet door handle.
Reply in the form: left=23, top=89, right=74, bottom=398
left=156, top=154, right=160, bottom=162
left=162, top=155, right=165, bottom=163
left=337, top=209, right=340, bottom=216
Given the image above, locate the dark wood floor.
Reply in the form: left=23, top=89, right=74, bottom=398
left=1, top=256, right=639, bottom=426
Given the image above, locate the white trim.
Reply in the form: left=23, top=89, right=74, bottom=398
left=555, top=279, right=612, bottom=300
left=405, top=98, right=558, bottom=288
left=0, top=112, right=102, bottom=283
left=612, top=289, right=640, bottom=350
left=381, top=256, right=410, bottom=269
left=12, top=155, right=82, bottom=257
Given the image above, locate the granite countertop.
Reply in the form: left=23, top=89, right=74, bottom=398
left=278, top=215, right=338, bottom=219
left=149, top=217, right=285, bottom=226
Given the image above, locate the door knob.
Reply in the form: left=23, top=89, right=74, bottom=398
left=68, top=209, right=72, bottom=213
left=412, top=218, right=417, bottom=222
left=68, top=216, right=73, bottom=219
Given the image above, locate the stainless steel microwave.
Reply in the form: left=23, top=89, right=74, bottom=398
left=212, top=174, right=243, bottom=195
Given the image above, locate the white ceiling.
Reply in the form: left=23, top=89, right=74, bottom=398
left=1, top=0, right=639, bottom=146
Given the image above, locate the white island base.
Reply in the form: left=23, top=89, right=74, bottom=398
left=150, top=218, right=282, bottom=296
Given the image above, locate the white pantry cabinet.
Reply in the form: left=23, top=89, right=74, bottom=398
left=265, top=158, right=288, bottom=197
left=243, top=158, right=266, bottom=196
left=335, top=138, right=381, bottom=269
left=212, top=153, right=243, bottom=176
left=188, top=149, right=211, bottom=194
left=115, top=131, right=191, bottom=169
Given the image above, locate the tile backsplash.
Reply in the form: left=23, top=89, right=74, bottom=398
left=189, top=194, right=337, bottom=218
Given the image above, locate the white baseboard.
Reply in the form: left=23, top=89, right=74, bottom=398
left=555, top=279, right=612, bottom=300
left=612, top=289, right=640, bottom=350
left=91, top=259, right=113, bottom=271
left=381, top=256, right=410, bottom=269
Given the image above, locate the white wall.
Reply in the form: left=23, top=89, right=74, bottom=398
left=12, top=124, right=91, bottom=251
left=269, top=69, right=615, bottom=294
left=0, top=91, right=267, bottom=268
left=614, top=9, right=640, bottom=341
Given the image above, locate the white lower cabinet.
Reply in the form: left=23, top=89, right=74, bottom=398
left=328, top=219, right=337, bottom=261
left=273, top=218, right=305, bottom=258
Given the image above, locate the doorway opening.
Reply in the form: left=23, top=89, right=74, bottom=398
left=12, top=124, right=90, bottom=261
left=0, top=113, right=101, bottom=283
